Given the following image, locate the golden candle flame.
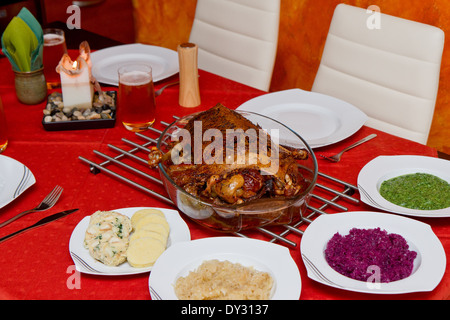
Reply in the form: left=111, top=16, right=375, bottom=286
left=72, top=61, right=78, bottom=69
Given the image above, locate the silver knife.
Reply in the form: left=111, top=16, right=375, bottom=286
left=0, top=208, right=78, bottom=244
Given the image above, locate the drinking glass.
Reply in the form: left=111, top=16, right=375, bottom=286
left=0, top=96, right=8, bottom=153
left=43, top=28, right=67, bottom=89
left=118, top=64, right=156, bottom=132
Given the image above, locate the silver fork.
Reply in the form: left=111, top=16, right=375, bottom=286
left=0, top=185, right=63, bottom=228
left=302, top=254, right=343, bottom=288
left=319, top=134, right=377, bottom=162
left=155, top=75, right=199, bottom=97
left=155, top=80, right=180, bottom=97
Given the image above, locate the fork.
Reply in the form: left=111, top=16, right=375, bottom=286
left=155, top=75, right=200, bottom=97
left=0, top=185, right=63, bottom=228
left=319, top=134, right=377, bottom=162
left=155, top=80, right=180, bottom=97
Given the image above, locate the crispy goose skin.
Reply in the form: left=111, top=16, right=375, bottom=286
left=149, top=104, right=308, bottom=205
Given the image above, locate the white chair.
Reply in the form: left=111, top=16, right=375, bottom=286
left=188, top=0, right=280, bottom=91
left=312, top=4, right=445, bottom=144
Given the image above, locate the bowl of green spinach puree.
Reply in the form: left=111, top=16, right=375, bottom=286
left=379, top=173, right=450, bottom=210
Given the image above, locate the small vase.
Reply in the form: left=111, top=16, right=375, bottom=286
left=14, top=67, right=47, bottom=104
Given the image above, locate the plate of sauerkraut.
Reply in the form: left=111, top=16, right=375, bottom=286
left=148, top=237, right=301, bottom=300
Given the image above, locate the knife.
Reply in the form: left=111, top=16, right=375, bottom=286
left=0, top=208, right=79, bottom=244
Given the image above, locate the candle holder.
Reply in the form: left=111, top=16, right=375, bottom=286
left=43, top=41, right=116, bottom=130
left=42, top=91, right=116, bottom=131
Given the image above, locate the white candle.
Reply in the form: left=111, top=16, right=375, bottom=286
left=57, top=54, right=93, bottom=110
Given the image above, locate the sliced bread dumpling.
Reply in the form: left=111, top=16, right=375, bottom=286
left=127, top=237, right=166, bottom=268
left=134, top=213, right=170, bottom=233
left=139, top=222, right=170, bottom=239
left=131, top=209, right=165, bottom=229
left=130, top=229, right=168, bottom=246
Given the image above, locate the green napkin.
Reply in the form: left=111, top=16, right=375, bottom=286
left=18, top=7, right=43, bottom=70
left=1, top=16, right=38, bottom=72
left=1, top=43, right=20, bottom=71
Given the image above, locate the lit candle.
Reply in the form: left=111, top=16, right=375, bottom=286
left=57, top=54, right=93, bottom=110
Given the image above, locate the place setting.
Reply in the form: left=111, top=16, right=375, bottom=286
left=90, top=43, right=179, bottom=86
left=236, top=88, right=368, bottom=149
left=300, top=211, right=446, bottom=295
left=357, top=155, right=450, bottom=218
left=69, top=207, right=191, bottom=276
left=0, top=155, right=35, bottom=210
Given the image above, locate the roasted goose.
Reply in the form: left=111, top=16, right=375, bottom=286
left=149, top=104, right=309, bottom=205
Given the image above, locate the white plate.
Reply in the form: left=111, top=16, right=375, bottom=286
left=300, top=211, right=446, bottom=294
left=0, top=155, right=35, bottom=209
left=236, top=89, right=367, bottom=148
left=358, top=155, right=450, bottom=217
left=91, top=44, right=179, bottom=86
left=149, top=237, right=301, bottom=300
left=69, top=207, right=191, bottom=275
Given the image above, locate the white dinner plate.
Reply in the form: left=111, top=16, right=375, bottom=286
left=69, top=207, right=191, bottom=275
left=358, top=155, right=450, bottom=217
left=236, top=89, right=367, bottom=148
left=301, top=211, right=446, bottom=294
left=91, top=44, right=179, bottom=86
left=149, top=237, right=301, bottom=300
left=0, top=155, right=35, bottom=209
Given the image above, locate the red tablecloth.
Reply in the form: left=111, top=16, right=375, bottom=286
left=0, top=51, right=448, bottom=300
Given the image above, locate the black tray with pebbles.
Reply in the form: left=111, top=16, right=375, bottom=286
left=42, top=91, right=116, bottom=131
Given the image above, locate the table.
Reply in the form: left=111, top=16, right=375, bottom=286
left=0, top=43, right=449, bottom=300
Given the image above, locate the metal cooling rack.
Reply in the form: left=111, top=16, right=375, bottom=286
left=79, top=117, right=361, bottom=248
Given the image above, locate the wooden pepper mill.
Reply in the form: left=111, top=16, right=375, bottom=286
left=177, top=43, right=201, bottom=108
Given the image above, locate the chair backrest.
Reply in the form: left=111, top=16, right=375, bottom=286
left=188, top=0, right=280, bottom=91
left=312, top=4, right=445, bottom=144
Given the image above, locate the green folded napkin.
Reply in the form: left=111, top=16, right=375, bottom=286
left=1, top=15, right=39, bottom=72
left=1, top=43, right=20, bottom=71
left=18, top=7, right=43, bottom=70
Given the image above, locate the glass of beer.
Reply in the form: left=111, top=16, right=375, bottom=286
left=118, top=64, right=156, bottom=132
left=43, top=28, right=67, bottom=89
left=0, top=96, right=8, bottom=153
